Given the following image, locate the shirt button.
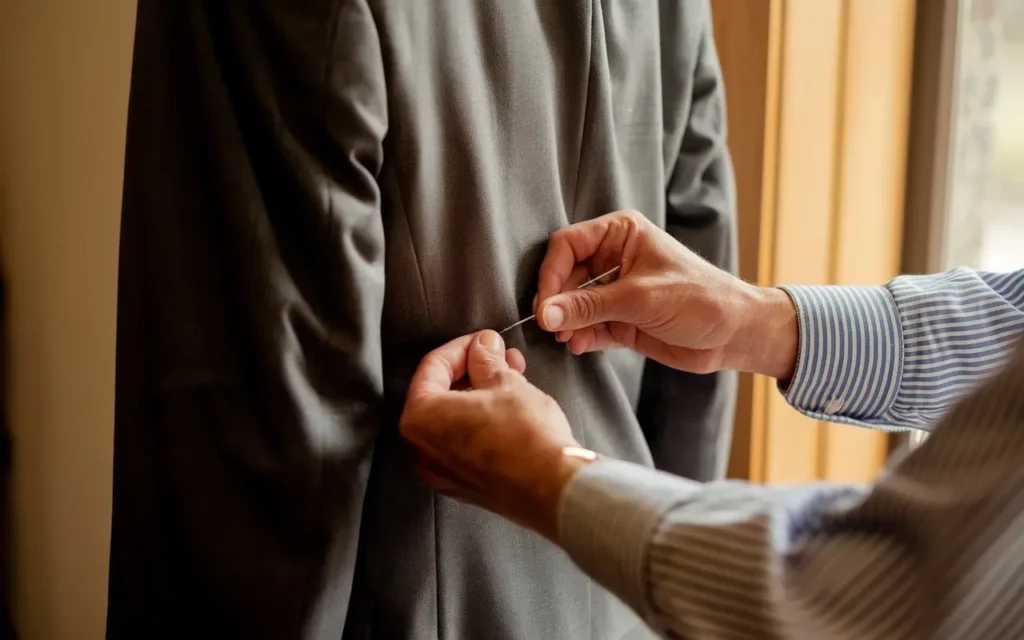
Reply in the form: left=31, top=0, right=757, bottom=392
left=824, top=398, right=844, bottom=415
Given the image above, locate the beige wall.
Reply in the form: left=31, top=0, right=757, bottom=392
left=0, top=1, right=136, bottom=638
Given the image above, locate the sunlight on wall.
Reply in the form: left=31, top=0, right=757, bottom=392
left=0, top=2, right=136, bottom=638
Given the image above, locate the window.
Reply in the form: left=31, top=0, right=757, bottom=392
left=945, top=0, right=1024, bottom=272
left=904, top=0, right=1024, bottom=447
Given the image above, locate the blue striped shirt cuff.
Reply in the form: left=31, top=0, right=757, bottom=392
left=781, top=269, right=1024, bottom=430
left=779, top=285, right=904, bottom=428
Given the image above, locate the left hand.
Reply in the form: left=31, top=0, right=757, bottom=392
left=400, top=330, right=589, bottom=541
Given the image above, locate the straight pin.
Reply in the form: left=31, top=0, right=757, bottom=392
left=498, top=265, right=621, bottom=335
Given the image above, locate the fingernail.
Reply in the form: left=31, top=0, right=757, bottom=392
left=478, top=330, right=504, bottom=353
left=543, top=304, right=565, bottom=330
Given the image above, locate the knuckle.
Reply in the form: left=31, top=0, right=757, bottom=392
left=542, top=394, right=560, bottom=413
left=475, top=349, right=503, bottom=369
left=636, top=281, right=660, bottom=310
left=572, top=289, right=603, bottom=322
left=689, top=353, right=712, bottom=374
left=548, top=228, right=570, bottom=250
left=588, top=289, right=606, bottom=316
left=398, top=413, right=418, bottom=439
left=689, top=350, right=722, bottom=375
left=619, top=209, right=646, bottom=231
left=495, top=369, right=522, bottom=389
left=425, top=353, right=456, bottom=383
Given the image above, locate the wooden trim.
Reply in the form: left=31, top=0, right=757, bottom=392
left=717, top=0, right=916, bottom=482
left=762, top=0, right=846, bottom=483
left=712, top=0, right=784, bottom=482
left=747, top=0, right=786, bottom=484
left=902, top=0, right=960, bottom=276
left=817, top=0, right=854, bottom=480
left=822, top=0, right=917, bottom=481
left=890, top=0, right=960, bottom=455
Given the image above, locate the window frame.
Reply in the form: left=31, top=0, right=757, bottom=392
left=897, top=0, right=962, bottom=451
left=902, top=0, right=961, bottom=277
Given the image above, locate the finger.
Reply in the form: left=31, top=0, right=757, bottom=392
left=419, top=469, right=489, bottom=508
left=505, top=348, right=526, bottom=374
left=407, top=334, right=476, bottom=402
left=415, top=452, right=488, bottom=498
left=566, top=322, right=631, bottom=355
left=416, top=464, right=479, bottom=502
left=566, top=326, right=600, bottom=354
left=467, top=330, right=509, bottom=389
left=559, top=324, right=723, bottom=374
left=537, top=211, right=644, bottom=304
left=454, top=350, right=523, bottom=389
left=561, top=264, right=592, bottom=292
left=537, top=280, right=631, bottom=332
left=536, top=220, right=612, bottom=303
left=631, top=331, right=723, bottom=374
left=400, top=390, right=477, bottom=454
left=534, top=266, right=588, bottom=315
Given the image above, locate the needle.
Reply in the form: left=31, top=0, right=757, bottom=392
left=498, top=265, right=621, bottom=335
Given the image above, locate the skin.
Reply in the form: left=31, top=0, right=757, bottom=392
left=399, top=210, right=800, bottom=542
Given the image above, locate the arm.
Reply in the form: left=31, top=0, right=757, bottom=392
left=399, top=327, right=1024, bottom=638
left=640, top=0, right=738, bottom=480
left=780, top=268, right=1024, bottom=430
left=533, top=213, right=1023, bottom=433
left=560, top=337, right=1024, bottom=638
left=402, top=213, right=1024, bottom=637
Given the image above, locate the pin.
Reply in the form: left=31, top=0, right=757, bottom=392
left=498, top=265, right=621, bottom=335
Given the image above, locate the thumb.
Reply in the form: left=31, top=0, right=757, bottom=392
left=538, top=282, right=628, bottom=332
left=467, top=330, right=509, bottom=388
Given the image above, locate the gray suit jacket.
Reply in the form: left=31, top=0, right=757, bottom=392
left=107, top=1, right=737, bottom=638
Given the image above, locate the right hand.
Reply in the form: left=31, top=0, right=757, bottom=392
left=400, top=330, right=583, bottom=542
left=534, top=210, right=798, bottom=379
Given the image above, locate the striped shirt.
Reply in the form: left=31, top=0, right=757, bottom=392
left=558, top=267, right=1024, bottom=639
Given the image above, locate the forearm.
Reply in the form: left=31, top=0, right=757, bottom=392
left=550, top=334, right=1024, bottom=639
left=733, top=268, right=1024, bottom=431
left=557, top=460, right=868, bottom=638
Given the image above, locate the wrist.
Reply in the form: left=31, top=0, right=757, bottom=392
left=730, top=286, right=799, bottom=381
left=512, top=445, right=596, bottom=543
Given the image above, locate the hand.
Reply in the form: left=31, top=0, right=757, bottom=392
left=399, top=330, right=588, bottom=541
left=535, top=210, right=799, bottom=380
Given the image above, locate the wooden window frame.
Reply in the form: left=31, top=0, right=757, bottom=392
left=894, top=0, right=961, bottom=453
left=902, top=0, right=961, bottom=277
left=715, top=0, right=917, bottom=483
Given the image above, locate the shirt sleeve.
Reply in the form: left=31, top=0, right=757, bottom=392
left=779, top=268, right=1024, bottom=430
left=559, top=339, right=1024, bottom=639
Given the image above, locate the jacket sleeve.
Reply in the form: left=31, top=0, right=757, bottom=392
left=107, top=2, right=387, bottom=638
left=638, top=0, right=738, bottom=481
